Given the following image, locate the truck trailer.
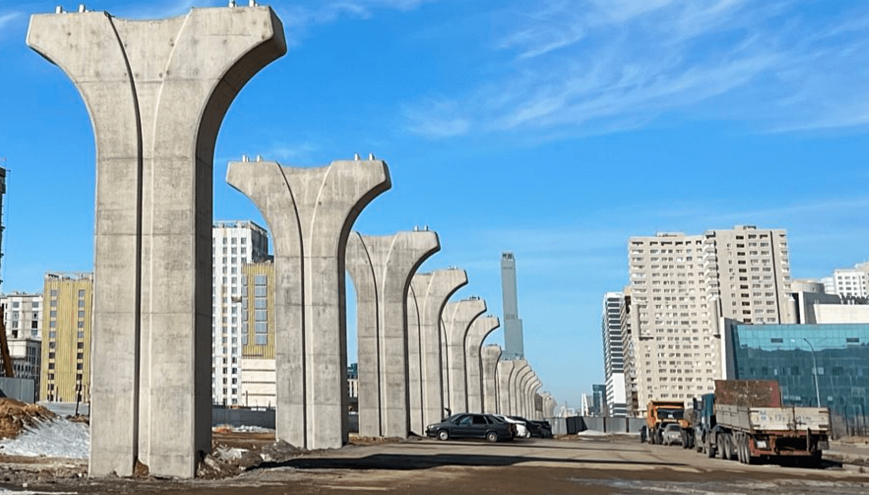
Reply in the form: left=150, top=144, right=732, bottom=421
left=696, top=380, right=830, bottom=465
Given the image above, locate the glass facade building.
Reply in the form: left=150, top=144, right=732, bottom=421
left=725, top=322, right=869, bottom=434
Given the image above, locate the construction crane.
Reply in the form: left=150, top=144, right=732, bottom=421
left=0, top=305, right=13, bottom=377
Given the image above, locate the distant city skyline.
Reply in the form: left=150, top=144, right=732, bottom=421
left=2, top=0, right=868, bottom=408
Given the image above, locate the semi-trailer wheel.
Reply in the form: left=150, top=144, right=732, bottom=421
left=723, top=433, right=734, bottom=461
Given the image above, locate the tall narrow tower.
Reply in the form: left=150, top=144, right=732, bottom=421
left=500, top=252, right=524, bottom=360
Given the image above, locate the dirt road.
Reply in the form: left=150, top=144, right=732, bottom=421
left=2, top=434, right=868, bottom=494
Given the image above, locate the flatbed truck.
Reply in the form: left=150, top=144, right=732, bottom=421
left=697, top=380, right=830, bottom=465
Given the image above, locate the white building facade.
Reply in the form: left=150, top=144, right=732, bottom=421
left=601, top=292, right=628, bottom=416
left=212, top=220, right=269, bottom=406
left=832, top=264, right=869, bottom=299
left=1, top=293, right=43, bottom=341
left=627, top=225, right=792, bottom=413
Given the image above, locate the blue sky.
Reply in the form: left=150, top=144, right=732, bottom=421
left=1, top=0, right=868, bottom=409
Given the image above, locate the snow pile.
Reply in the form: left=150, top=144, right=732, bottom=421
left=576, top=429, right=607, bottom=436
left=0, top=416, right=89, bottom=459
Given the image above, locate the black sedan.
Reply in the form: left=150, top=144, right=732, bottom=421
left=425, top=413, right=514, bottom=443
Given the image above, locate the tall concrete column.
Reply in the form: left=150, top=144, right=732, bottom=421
left=542, top=393, right=558, bottom=419
left=523, top=374, right=538, bottom=418
left=28, top=6, right=286, bottom=478
left=512, top=361, right=531, bottom=416
left=530, top=380, right=542, bottom=420
left=481, top=345, right=501, bottom=414
left=406, top=269, right=467, bottom=433
left=227, top=158, right=390, bottom=450
left=497, top=359, right=516, bottom=415
left=347, top=231, right=440, bottom=438
left=518, top=369, right=532, bottom=417
left=441, top=298, right=486, bottom=415
left=464, top=317, right=499, bottom=413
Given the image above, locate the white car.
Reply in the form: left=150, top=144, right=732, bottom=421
left=494, top=414, right=529, bottom=438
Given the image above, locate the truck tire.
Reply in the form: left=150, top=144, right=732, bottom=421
left=736, top=434, right=745, bottom=464
left=716, top=436, right=725, bottom=459
left=723, top=434, right=734, bottom=461
left=706, top=437, right=715, bottom=458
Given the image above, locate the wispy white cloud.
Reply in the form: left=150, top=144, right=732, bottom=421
left=404, top=0, right=869, bottom=139
left=276, top=0, right=438, bottom=47
left=112, top=0, right=222, bottom=19
left=0, top=11, right=22, bottom=38
left=0, top=12, right=20, bottom=29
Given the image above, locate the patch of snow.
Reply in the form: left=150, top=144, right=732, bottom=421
left=0, top=417, right=88, bottom=459
left=576, top=429, right=607, bottom=436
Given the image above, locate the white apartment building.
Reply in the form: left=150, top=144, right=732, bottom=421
left=212, top=220, right=269, bottom=405
left=1, top=293, right=43, bottom=340
left=627, top=225, right=792, bottom=413
left=832, top=264, right=869, bottom=299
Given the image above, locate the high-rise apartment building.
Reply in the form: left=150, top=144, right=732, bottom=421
left=1, top=293, right=43, bottom=340
left=212, top=220, right=269, bottom=406
left=238, top=261, right=276, bottom=408
left=627, top=225, right=792, bottom=412
left=832, top=264, right=869, bottom=299
left=500, top=252, right=524, bottom=360
left=601, top=292, right=628, bottom=416
left=40, top=273, right=93, bottom=403
left=0, top=292, right=43, bottom=398
left=591, top=384, right=607, bottom=416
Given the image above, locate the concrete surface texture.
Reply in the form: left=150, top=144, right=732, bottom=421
left=406, top=269, right=467, bottom=432
left=509, top=360, right=530, bottom=416
left=529, top=378, right=542, bottom=419
left=464, top=316, right=500, bottom=413
left=496, top=359, right=516, bottom=415
left=227, top=157, right=391, bottom=450
left=542, top=392, right=558, bottom=419
left=346, top=231, right=440, bottom=438
left=517, top=368, right=534, bottom=418
left=480, top=345, right=502, bottom=414
left=441, top=298, right=486, bottom=415
left=27, top=5, right=286, bottom=478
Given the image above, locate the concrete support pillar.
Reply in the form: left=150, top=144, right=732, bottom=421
left=523, top=375, right=539, bottom=419
left=530, top=381, right=542, bottom=420
left=406, top=269, right=467, bottom=433
left=464, top=317, right=499, bottom=413
left=497, top=359, right=516, bottom=415
left=441, top=298, right=486, bottom=415
left=541, top=392, right=557, bottom=419
left=346, top=231, right=440, bottom=438
left=28, top=6, right=286, bottom=478
left=513, top=362, right=532, bottom=416
left=480, top=345, right=501, bottom=414
left=227, top=158, right=390, bottom=450
left=519, top=372, right=530, bottom=418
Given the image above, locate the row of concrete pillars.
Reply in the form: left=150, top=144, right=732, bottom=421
left=25, top=5, right=554, bottom=479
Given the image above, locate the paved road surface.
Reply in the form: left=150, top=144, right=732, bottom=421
left=4, top=435, right=868, bottom=494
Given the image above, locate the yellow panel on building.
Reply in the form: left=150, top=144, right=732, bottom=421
left=40, top=273, right=93, bottom=403
left=241, top=262, right=275, bottom=359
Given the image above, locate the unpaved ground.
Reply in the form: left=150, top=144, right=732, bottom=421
left=0, top=399, right=55, bottom=440
left=1, top=433, right=868, bottom=494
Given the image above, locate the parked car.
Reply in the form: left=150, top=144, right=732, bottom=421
left=425, top=413, right=514, bottom=443
left=497, top=415, right=530, bottom=438
left=661, top=423, right=683, bottom=446
left=520, top=418, right=552, bottom=438
left=533, top=420, right=553, bottom=438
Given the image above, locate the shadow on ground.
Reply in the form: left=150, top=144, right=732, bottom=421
left=253, top=451, right=689, bottom=471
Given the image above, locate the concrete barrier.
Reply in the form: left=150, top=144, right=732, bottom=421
left=212, top=406, right=275, bottom=429
left=0, top=377, right=34, bottom=403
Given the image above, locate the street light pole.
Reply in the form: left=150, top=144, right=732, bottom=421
left=804, top=338, right=821, bottom=408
